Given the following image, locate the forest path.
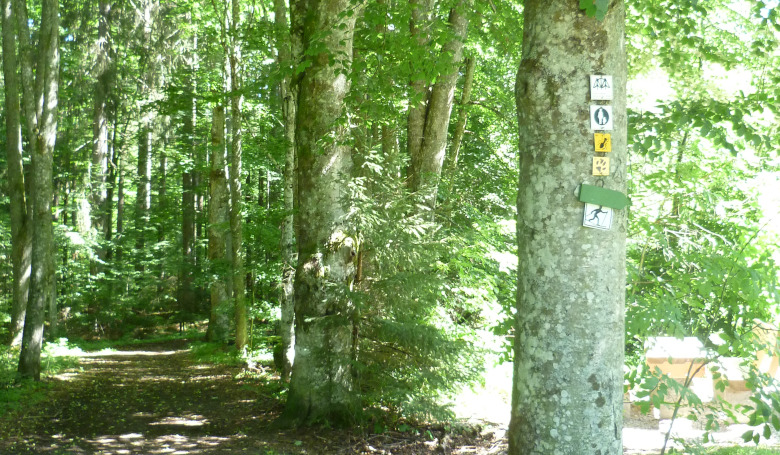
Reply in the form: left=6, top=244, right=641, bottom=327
left=0, top=339, right=504, bottom=455
left=0, top=339, right=310, bottom=454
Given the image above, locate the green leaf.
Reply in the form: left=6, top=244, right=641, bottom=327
left=742, top=430, right=754, bottom=442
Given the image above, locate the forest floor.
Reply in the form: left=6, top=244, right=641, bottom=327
left=3, top=338, right=780, bottom=455
left=0, top=338, right=506, bottom=455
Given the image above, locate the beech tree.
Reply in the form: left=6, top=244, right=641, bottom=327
left=281, top=0, right=361, bottom=426
left=509, top=1, right=627, bottom=453
left=15, top=0, right=60, bottom=380
left=1, top=0, right=31, bottom=347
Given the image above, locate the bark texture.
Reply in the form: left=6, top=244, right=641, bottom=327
left=407, top=1, right=469, bottom=208
left=90, top=0, right=113, bottom=262
left=281, top=0, right=360, bottom=426
left=443, top=56, right=476, bottom=179
left=207, top=106, right=231, bottom=343
left=229, top=0, right=247, bottom=350
left=275, top=0, right=297, bottom=381
left=2, top=0, right=31, bottom=347
left=16, top=0, right=59, bottom=381
left=509, top=2, right=627, bottom=454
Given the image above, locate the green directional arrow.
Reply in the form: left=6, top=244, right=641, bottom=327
left=578, top=184, right=630, bottom=210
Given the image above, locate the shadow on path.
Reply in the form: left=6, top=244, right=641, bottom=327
left=0, top=340, right=298, bottom=454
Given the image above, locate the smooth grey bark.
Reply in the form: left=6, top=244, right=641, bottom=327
left=2, top=0, right=31, bottom=347
left=281, top=0, right=360, bottom=427
left=16, top=0, right=59, bottom=381
left=407, top=1, right=469, bottom=207
left=275, top=0, right=297, bottom=381
left=228, top=0, right=247, bottom=349
left=508, top=1, right=627, bottom=454
left=443, top=56, right=476, bottom=179
left=207, top=105, right=231, bottom=343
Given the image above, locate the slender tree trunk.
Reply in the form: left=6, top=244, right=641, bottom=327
left=2, top=0, right=31, bottom=347
left=207, top=105, right=231, bottom=342
left=274, top=0, right=297, bottom=381
left=135, top=2, right=155, bottom=272
left=443, top=56, right=475, bottom=180
left=408, top=1, right=469, bottom=208
left=281, top=0, right=360, bottom=427
left=508, top=2, right=627, bottom=453
left=16, top=0, right=59, bottom=381
left=406, top=0, right=433, bottom=165
left=179, top=13, right=198, bottom=316
left=229, top=0, right=247, bottom=349
left=116, top=150, right=125, bottom=263
left=135, top=125, right=152, bottom=270
left=90, top=0, right=112, bottom=269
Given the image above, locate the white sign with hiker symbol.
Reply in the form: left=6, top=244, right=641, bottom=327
left=590, top=105, right=613, bottom=131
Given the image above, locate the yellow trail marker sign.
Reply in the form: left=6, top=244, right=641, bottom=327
left=594, top=133, right=612, bottom=152
left=592, top=157, right=610, bottom=176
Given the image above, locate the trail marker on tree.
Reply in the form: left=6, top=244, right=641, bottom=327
left=590, top=75, right=613, bottom=100
left=583, top=203, right=613, bottom=230
left=594, top=133, right=612, bottom=152
left=590, top=105, right=613, bottom=130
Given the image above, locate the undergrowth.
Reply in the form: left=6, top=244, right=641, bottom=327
left=0, top=338, right=83, bottom=414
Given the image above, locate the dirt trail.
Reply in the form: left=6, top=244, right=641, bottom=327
left=0, top=340, right=503, bottom=455
left=0, top=340, right=304, bottom=454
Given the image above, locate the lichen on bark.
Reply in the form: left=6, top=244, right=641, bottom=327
left=509, top=1, right=627, bottom=454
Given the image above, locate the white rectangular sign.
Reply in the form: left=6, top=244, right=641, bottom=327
left=590, top=75, right=613, bottom=100
left=590, top=105, right=613, bottom=131
left=583, top=203, right=613, bottom=230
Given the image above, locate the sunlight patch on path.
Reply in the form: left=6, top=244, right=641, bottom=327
left=150, top=415, right=209, bottom=427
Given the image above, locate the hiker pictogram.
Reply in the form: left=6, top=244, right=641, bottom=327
left=590, top=105, right=613, bottom=131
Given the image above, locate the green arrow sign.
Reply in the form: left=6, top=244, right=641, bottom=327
left=578, top=184, right=630, bottom=210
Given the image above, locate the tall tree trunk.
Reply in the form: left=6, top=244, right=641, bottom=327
left=207, top=105, right=231, bottom=342
left=2, top=0, right=31, bottom=347
left=281, top=0, right=360, bottom=427
left=134, top=1, right=156, bottom=272
left=508, top=2, right=627, bottom=453
left=227, top=0, right=247, bottom=349
left=274, top=0, right=297, bottom=381
left=16, top=0, right=59, bottom=381
left=179, top=13, right=198, bottom=316
left=90, top=0, right=113, bottom=269
left=443, top=56, right=475, bottom=180
left=407, top=1, right=469, bottom=208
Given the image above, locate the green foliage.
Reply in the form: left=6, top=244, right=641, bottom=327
left=580, top=0, right=609, bottom=21
left=0, top=339, right=83, bottom=414
left=346, top=149, right=486, bottom=422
